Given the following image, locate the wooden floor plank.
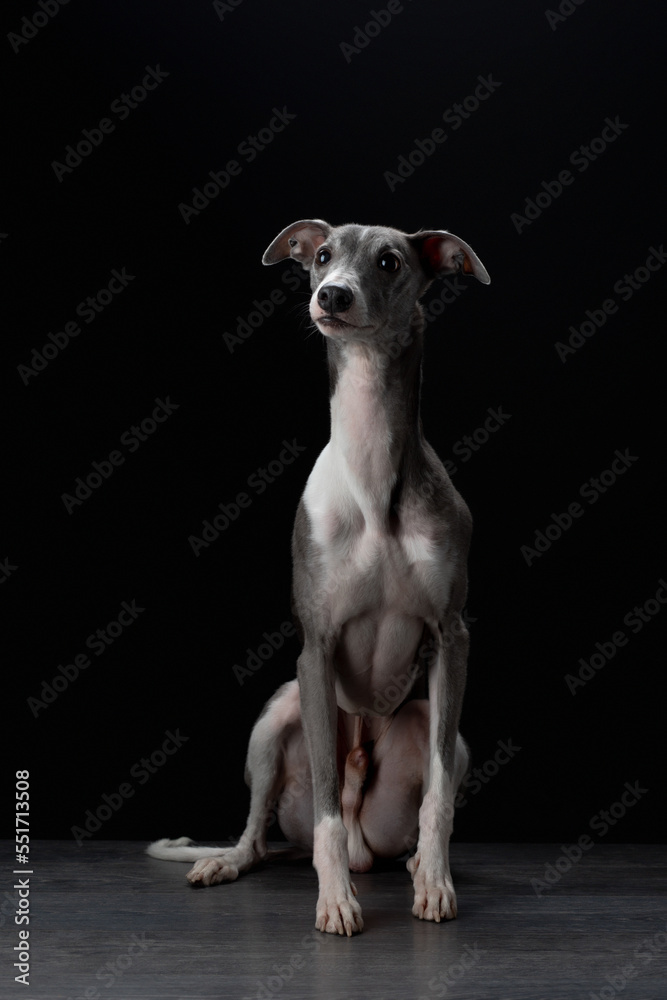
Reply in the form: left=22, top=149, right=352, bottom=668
left=3, top=841, right=666, bottom=999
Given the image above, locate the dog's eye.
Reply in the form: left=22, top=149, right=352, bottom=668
left=378, top=252, right=401, bottom=272
left=316, top=248, right=332, bottom=266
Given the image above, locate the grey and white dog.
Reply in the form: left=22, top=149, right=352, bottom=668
left=148, top=220, right=490, bottom=935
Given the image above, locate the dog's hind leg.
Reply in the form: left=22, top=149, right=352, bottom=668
left=147, top=679, right=300, bottom=886
left=187, top=679, right=302, bottom=885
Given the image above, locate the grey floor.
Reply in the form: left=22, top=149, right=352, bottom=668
left=3, top=841, right=666, bottom=1000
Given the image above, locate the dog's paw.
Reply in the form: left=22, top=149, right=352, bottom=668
left=408, top=854, right=457, bottom=922
left=315, top=881, right=363, bottom=936
left=186, top=856, right=239, bottom=886
left=412, top=880, right=457, bottom=922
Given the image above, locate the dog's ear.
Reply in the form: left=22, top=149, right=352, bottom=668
left=262, top=220, right=332, bottom=268
left=409, top=230, right=490, bottom=285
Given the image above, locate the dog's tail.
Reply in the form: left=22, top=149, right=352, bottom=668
left=146, top=837, right=232, bottom=861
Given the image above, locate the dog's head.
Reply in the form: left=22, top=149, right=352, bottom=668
left=262, top=220, right=490, bottom=344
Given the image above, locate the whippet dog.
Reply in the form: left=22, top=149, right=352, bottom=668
left=148, top=220, right=490, bottom=935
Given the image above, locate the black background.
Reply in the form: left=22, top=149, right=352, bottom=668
left=5, top=0, right=665, bottom=846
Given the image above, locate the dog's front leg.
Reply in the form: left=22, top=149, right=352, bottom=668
left=297, top=638, right=363, bottom=936
left=409, top=611, right=469, bottom=922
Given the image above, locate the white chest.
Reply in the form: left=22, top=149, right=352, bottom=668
left=303, top=442, right=454, bottom=628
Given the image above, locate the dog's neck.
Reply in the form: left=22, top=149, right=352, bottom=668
left=325, top=324, right=425, bottom=525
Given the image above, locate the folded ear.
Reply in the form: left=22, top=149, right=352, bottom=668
left=409, top=230, right=490, bottom=285
left=262, top=219, right=332, bottom=267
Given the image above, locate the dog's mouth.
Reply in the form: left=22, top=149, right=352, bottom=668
left=313, top=312, right=375, bottom=335
left=316, top=314, right=354, bottom=329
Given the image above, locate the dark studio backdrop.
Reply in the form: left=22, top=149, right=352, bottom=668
left=5, top=0, right=665, bottom=847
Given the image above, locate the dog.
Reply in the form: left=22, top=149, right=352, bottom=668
left=147, top=220, right=490, bottom=935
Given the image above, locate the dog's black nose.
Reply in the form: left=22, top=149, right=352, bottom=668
left=317, top=283, right=353, bottom=314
